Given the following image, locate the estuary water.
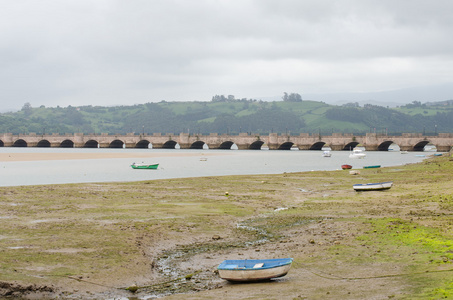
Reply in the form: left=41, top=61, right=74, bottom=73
left=0, top=147, right=432, bottom=187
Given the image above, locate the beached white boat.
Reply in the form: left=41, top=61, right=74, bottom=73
left=322, top=150, right=331, bottom=157
left=353, top=181, right=393, bottom=191
left=349, top=149, right=366, bottom=159
left=217, top=258, right=293, bottom=282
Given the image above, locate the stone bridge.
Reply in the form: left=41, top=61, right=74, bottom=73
left=1, top=132, right=453, bottom=152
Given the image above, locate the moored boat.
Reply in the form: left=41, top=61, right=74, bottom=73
left=341, top=164, right=352, bottom=170
left=322, top=150, right=331, bottom=157
left=217, top=258, right=293, bottom=282
left=363, top=165, right=381, bottom=169
left=131, top=163, right=159, bottom=169
left=353, top=181, right=393, bottom=191
left=349, top=148, right=366, bottom=159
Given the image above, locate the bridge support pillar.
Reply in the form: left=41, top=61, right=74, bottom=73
left=364, top=145, right=378, bottom=151
left=330, top=145, right=344, bottom=151
left=151, top=143, right=164, bottom=149
left=207, top=143, right=221, bottom=149
left=267, top=144, right=279, bottom=150
left=267, top=133, right=279, bottom=150
left=99, top=142, right=110, bottom=148
left=2, top=133, right=13, bottom=147
left=297, top=144, right=311, bottom=150
left=125, top=142, right=136, bottom=148
left=437, top=146, right=451, bottom=152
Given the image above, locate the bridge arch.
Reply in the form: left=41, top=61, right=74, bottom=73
left=109, top=139, right=124, bottom=148
left=414, top=140, right=430, bottom=151
left=309, top=141, right=325, bottom=150
left=190, top=141, right=206, bottom=149
left=217, top=141, right=235, bottom=149
left=248, top=140, right=264, bottom=150
left=135, top=140, right=151, bottom=148
left=84, top=140, right=99, bottom=148
left=0, top=140, right=3, bottom=147
left=344, top=142, right=359, bottom=151
left=13, top=139, right=27, bottom=147
left=278, top=142, right=294, bottom=150
left=37, top=140, right=51, bottom=147
left=163, top=140, right=178, bottom=149
left=60, top=139, right=74, bottom=148
left=378, top=140, right=394, bottom=151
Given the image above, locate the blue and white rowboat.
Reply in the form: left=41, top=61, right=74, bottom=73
left=353, top=181, right=393, bottom=191
left=217, top=258, right=293, bottom=282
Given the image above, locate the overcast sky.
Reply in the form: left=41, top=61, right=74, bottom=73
left=1, top=0, right=453, bottom=112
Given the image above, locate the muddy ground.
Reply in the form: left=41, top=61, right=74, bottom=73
left=1, top=155, right=453, bottom=299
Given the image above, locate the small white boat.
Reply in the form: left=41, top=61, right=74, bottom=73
left=349, top=148, right=366, bottom=159
left=353, top=181, right=393, bottom=191
left=400, top=151, right=409, bottom=154
left=217, top=258, right=293, bottom=282
left=322, top=150, right=331, bottom=157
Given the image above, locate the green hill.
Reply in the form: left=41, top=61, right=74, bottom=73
left=1, top=99, right=452, bottom=135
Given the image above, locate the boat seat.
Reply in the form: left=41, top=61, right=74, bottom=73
left=253, top=263, right=264, bottom=268
left=224, top=264, right=238, bottom=269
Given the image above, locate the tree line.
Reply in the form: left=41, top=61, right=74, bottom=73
left=0, top=99, right=452, bottom=136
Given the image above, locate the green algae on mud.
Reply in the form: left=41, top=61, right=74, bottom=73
left=1, top=155, right=453, bottom=298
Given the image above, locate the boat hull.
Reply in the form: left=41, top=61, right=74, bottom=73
left=349, top=149, right=366, bottom=159
left=363, top=165, right=381, bottom=169
left=341, top=164, right=352, bottom=170
left=353, top=181, right=393, bottom=191
left=322, top=151, right=331, bottom=157
left=131, top=164, right=159, bottom=169
left=218, top=258, right=293, bottom=282
left=349, top=154, right=366, bottom=158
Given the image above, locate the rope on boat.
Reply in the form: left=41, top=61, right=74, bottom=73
left=64, top=276, right=117, bottom=288
left=120, top=270, right=202, bottom=293
left=295, top=262, right=453, bottom=280
left=31, top=274, right=118, bottom=289
left=41, top=271, right=201, bottom=293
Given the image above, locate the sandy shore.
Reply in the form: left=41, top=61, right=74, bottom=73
left=0, top=152, right=218, bottom=162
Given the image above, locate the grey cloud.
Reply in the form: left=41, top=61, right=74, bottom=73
left=0, top=0, right=452, bottom=111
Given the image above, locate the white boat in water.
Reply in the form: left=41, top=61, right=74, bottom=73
left=349, top=148, right=366, bottom=159
left=322, top=150, right=331, bottom=157
left=217, top=258, right=293, bottom=282
left=353, top=181, right=393, bottom=191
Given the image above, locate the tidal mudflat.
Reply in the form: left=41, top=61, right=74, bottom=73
left=1, top=154, right=453, bottom=299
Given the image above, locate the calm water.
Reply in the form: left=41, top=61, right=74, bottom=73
left=0, top=148, right=432, bottom=187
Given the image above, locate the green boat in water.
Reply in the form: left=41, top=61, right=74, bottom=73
left=131, top=163, right=159, bottom=169
left=363, top=165, right=381, bottom=169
